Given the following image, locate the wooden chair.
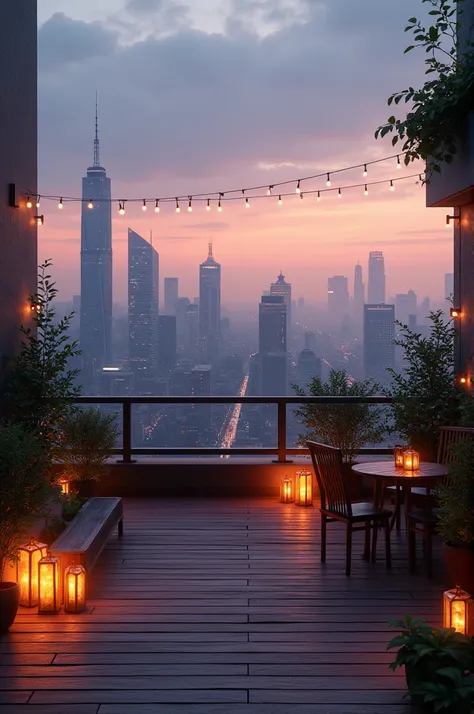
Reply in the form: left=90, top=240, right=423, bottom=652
left=407, top=426, right=474, bottom=576
left=307, top=441, right=392, bottom=577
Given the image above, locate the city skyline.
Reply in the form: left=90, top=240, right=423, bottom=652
left=37, top=1, right=451, bottom=304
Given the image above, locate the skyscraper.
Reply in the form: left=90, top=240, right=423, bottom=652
left=296, top=349, right=322, bottom=389
left=80, top=101, right=112, bottom=383
left=158, top=315, right=177, bottom=375
left=270, top=272, right=292, bottom=332
left=327, top=276, right=350, bottom=322
left=199, top=242, right=221, bottom=363
left=164, top=277, right=179, bottom=315
left=395, top=290, right=417, bottom=326
left=128, top=229, right=159, bottom=390
left=364, top=304, right=395, bottom=384
left=368, top=251, right=386, bottom=304
left=353, top=262, right=365, bottom=322
left=259, top=295, right=287, bottom=395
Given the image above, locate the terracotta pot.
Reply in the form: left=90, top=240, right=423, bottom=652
left=443, top=543, right=474, bottom=593
left=0, top=582, right=19, bottom=635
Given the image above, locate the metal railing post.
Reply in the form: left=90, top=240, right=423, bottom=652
left=274, top=399, right=291, bottom=464
left=117, top=399, right=135, bottom=464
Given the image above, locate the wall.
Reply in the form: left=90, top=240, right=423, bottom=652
left=0, top=0, right=37, bottom=389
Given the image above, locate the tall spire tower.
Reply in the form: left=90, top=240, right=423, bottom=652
left=199, top=241, right=221, bottom=363
left=80, top=96, right=113, bottom=389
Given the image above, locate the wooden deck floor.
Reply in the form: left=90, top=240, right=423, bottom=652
left=1, top=498, right=446, bottom=714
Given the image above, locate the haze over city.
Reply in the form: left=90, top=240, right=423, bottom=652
left=37, top=0, right=450, bottom=306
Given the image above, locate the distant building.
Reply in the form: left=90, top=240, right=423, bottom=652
left=189, top=365, right=212, bottom=434
left=419, top=297, right=431, bottom=322
left=199, top=242, right=221, bottom=363
left=128, top=228, right=159, bottom=390
left=353, top=263, right=365, bottom=323
left=176, top=296, right=191, bottom=343
left=80, top=104, right=113, bottom=384
left=328, top=275, right=350, bottom=323
left=158, top=315, right=177, bottom=375
left=364, top=304, right=395, bottom=384
left=259, top=295, right=287, bottom=395
left=445, top=273, right=454, bottom=301
left=395, top=290, right=417, bottom=326
left=185, top=303, right=199, bottom=357
left=270, top=272, right=292, bottom=332
left=164, top=277, right=179, bottom=315
left=304, top=331, right=317, bottom=352
left=100, top=366, right=134, bottom=396
left=368, top=251, right=385, bottom=304
left=296, top=349, right=322, bottom=389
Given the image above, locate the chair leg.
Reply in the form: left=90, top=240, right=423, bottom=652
left=320, top=514, right=327, bottom=564
left=371, top=520, right=378, bottom=563
left=384, top=518, right=392, bottom=570
left=345, top=523, right=353, bottom=577
left=395, top=486, right=402, bottom=532
left=408, top=520, right=416, bottom=573
left=363, top=522, right=370, bottom=561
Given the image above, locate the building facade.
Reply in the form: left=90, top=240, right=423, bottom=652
left=259, top=295, right=287, bottom=396
left=353, top=262, right=365, bottom=323
left=367, top=251, right=385, bottom=304
left=363, top=304, right=395, bottom=384
left=270, top=272, right=292, bottom=332
left=158, top=315, right=177, bottom=375
left=164, top=277, right=179, bottom=315
left=199, top=243, right=221, bottom=363
left=328, top=275, right=350, bottom=324
left=80, top=105, right=113, bottom=384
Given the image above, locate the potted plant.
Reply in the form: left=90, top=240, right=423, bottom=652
left=388, top=616, right=474, bottom=713
left=375, top=0, right=474, bottom=179
left=293, top=370, right=384, bottom=497
left=437, top=438, right=474, bottom=593
left=56, top=407, right=119, bottom=497
left=387, top=311, right=474, bottom=461
left=0, top=422, right=54, bottom=634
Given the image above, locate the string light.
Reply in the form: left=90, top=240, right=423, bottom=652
left=363, top=164, right=368, bottom=177
left=317, top=191, right=321, bottom=201
left=58, top=198, right=64, bottom=209
left=35, top=215, right=44, bottom=226
left=397, top=155, right=401, bottom=169
left=338, top=188, right=342, bottom=199
left=142, top=199, right=147, bottom=211
left=390, top=180, right=395, bottom=191
left=118, top=201, right=125, bottom=215
left=300, top=193, right=304, bottom=201
left=87, top=199, right=93, bottom=209
left=296, top=180, right=301, bottom=194
left=36, top=196, right=41, bottom=208
left=206, top=198, right=211, bottom=212
left=218, top=195, right=223, bottom=212
left=278, top=195, right=283, bottom=205
left=175, top=198, right=180, bottom=213
left=155, top=199, right=160, bottom=213
left=326, top=173, right=331, bottom=187
left=267, top=186, right=273, bottom=196
left=364, top=184, right=368, bottom=196
left=26, top=197, right=32, bottom=209
left=188, top=197, right=193, bottom=212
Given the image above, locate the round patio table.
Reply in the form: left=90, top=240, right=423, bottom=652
left=351, top=461, right=447, bottom=531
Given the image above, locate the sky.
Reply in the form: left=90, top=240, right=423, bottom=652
left=37, top=0, right=451, bottom=307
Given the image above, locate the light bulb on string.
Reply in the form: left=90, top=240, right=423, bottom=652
left=26, top=197, right=32, bottom=209
left=175, top=198, right=180, bottom=213
left=326, top=173, right=331, bottom=187
left=118, top=201, right=125, bottom=215
left=338, top=188, right=342, bottom=199
left=218, top=194, right=224, bottom=212
left=397, top=155, right=401, bottom=169
left=154, top=199, right=160, bottom=213
left=267, top=186, right=273, bottom=196
left=142, top=199, right=147, bottom=212
left=363, top=164, right=368, bottom=177
left=300, top=193, right=304, bottom=201
left=245, top=197, right=250, bottom=208
left=390, top=180, right=395, bottom=191
left=206, top=198, right=211, bottom=212
left=36, top=196, right=41, bottom=208
left=188, top=197, right=193, bottom=212
left=296, top=180, right=301, bottom=194
left=36, top=215, right=44, bottom=226
left=364, top=185, right=368, bottom=196
left=317, top=191, right=321, bottom=202
left=58, top=198, right=64, bottom=209
left=87, top=199, right=93, bottom=209
left=278, top=195, right=283, bottom=206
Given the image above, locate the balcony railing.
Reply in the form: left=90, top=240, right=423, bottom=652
left=74, top=395, right=393, bottom=464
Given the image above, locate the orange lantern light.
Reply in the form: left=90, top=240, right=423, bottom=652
left=403, top=449, right=420, bottom=471
left=64, top=563, right=86, bottom=613
left=394, top=445, right=407, bottom=468
left=38, top=552, right=61, bottom=614
left=295, top=468, right=313, bottom=507
left=443, top=586, right=472, bottom=634
left=280, top=476, right=294, bottom=503
left=58, top=479, right=70, bottom=495
left=18, top=538, right=47, bottom=607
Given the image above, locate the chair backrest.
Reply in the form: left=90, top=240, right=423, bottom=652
left=437, top=426, right=474, bottom=465
left=306, top=441, right=352, bottom=518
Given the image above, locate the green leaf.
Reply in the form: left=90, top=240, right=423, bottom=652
left=404, top=45, right=415, bottom=54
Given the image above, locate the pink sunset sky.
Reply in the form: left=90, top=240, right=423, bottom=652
left=37, top=0, right=450, bottom=306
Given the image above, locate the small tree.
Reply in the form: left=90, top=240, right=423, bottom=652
left=387, top=310, right=473, bottom=461
left=293, top=370, right=385, bottom=463
left=5, top=260, right=81, bottom=452
left=0, top=423, right=53, bottom=581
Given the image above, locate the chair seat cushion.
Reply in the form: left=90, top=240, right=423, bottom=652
left=350, top=502, right=392, bottom=521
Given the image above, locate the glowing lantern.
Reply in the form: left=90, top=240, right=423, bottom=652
left=295, top=468, right=313, bottom=507
left=394, top=445, right=407, bottom=468
left=443, top=586, right=472, bottom=634
left=403, top=449, right=420, bottom=471
left=18, top=538, right=47, bottom=607
left=280, top=476, right=294, bottom=503
left=58, top=479, right=70, bottom=495
left=38, top=552, right=61, bottom=614
left=64, top=563, right=86, bottom=613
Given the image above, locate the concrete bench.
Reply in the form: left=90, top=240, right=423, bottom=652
left=51, top=497, right=123, bottom=578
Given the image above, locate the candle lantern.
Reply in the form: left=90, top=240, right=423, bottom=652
left=64, top=563, right=86, bottom=613
left=38, top=552, right=61, bottom=614
left=295, top=469, right=313, bottom=507
left=18, top=538, right=47, bottom=607
left=394, top=445, right=407, bottom=468
left=280, top=476, right=294, bottom=503
left=443, top=586, right=472, bottom=634
left=403, top=449, right=420, bottom=471
left=58, top=479, right=70, bottom=495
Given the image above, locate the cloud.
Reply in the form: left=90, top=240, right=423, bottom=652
left=39, top=13, right=118, bottom=71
